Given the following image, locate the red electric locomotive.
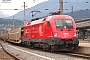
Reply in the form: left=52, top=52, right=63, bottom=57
left=23, top=15, right=79, bottom=51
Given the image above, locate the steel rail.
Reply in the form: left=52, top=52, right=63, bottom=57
left=54, top=51, right=90, bottom=60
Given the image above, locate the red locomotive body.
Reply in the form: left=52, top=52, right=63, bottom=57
left=23, top=15, right=79, bottom=51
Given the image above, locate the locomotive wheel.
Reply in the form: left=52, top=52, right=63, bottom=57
left=50, top=45, right=55, bottom=52
left=26, top=42, right=31, bottom=48
left=43, top=44, right=50, bottom=51
left=30, top=42, right=34, bottom=48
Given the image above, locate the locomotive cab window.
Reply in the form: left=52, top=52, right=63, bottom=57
left=55, top=19, right=73, bottom=29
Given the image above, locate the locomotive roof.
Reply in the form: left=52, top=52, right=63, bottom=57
left=30, top=18, right=45, bottom=25
left=27, top=15, right=73, bottom=26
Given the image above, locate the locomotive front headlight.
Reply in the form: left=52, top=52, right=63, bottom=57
left=54, top=32, right=58, bottom=37
left=74, top=32, right=76, bottom=37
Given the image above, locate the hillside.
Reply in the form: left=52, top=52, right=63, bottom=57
left=65, top=9, right=90, bottom=20
left=0, top=10, right=90, bottom=30
left=1, top=9, right=89, bottom=29
left=5, top=0, right=90, bottom=21
left=0, top=18, right=23, bottom=29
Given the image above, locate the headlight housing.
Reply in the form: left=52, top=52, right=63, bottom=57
left=54, top=32, right=58, bottom=37
left=74, top=32, right=76, bottom=37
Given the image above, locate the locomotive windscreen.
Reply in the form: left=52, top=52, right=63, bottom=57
left=55, top=19, right=73, bottom=29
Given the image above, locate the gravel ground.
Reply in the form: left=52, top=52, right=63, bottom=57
left=1, top=42, right=88, bottom=60
left=0, top=41, right=15, bottom=60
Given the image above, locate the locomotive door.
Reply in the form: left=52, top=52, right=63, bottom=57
left=43, top=21, right=51, bottom=38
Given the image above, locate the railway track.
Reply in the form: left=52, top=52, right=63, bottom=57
left=13, top=43, right=90, bottom=60
left=32, top=46, right=90, bottom=60
left=0, top=43, right=20, bottom=60
left=54, top=51, right=90, bottom=60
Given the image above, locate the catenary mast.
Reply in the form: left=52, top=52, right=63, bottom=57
left=59, top=0, right=63, bottom=14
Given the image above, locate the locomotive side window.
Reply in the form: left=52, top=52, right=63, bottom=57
left=55, top=19, right=73, bottom=29
left=47, top=21, right=50, bottom=28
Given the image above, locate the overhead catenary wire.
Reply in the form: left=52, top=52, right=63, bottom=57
left=11, top=1, right=58, bottom=22
left=5, top=1, right=90, bottom=24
